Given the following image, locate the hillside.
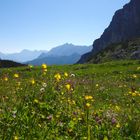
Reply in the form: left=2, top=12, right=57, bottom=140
left=88, top=38, right=140, bottom=63
left=78, top=0, right=140, bottom=63
left=0, top=60, right=26, bottom=68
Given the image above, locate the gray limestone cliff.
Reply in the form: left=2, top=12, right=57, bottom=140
left=78, top=0, right=140, bottom=63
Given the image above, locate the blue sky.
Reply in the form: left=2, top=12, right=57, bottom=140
left=0, top=0, right=130, bottom=53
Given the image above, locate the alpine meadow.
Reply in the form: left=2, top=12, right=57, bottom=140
left=1, top=0, right=140, bottom=139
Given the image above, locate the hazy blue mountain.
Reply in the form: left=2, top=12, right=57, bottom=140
left=0, top=52, right=5, bottom=59
left=0, top=49, right=48, bottom=62
left=38, top=43, right=92, bottom=58
left=0, top=43, right=91, bottom=65
left=27, top=53, right=81, bottom=65
left=26, top=43, right=92, bottom=65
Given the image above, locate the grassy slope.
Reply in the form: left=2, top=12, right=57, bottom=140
left=0, top=60, right=140, bottom=139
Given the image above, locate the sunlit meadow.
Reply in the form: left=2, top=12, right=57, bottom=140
left=0, top=60, right=140, bottom=140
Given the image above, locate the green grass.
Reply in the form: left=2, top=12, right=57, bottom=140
left=0, top=60, right=140, bottom=140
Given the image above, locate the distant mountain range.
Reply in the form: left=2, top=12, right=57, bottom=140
left=78, top=0, right=140, bottom=63
left=0, top=50, right=48, bottom=62
left=0, top=43, right=91, bottom=65
left=39, top=43, right=92, bottom=58
left=26, top=43, right=92, bottom=65
left=27, top=53, right=81, bottom=65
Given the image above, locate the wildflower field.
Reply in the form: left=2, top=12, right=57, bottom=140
left=0, top=60, right=140, bottom=140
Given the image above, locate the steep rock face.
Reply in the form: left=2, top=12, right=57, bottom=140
left=78, top=0, right=140, bottom=63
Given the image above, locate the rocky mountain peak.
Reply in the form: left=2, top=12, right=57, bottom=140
left=78, top=0, right=140, bottom=63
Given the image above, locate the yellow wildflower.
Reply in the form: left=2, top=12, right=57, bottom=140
left=78, top=117, right=82, bottom=121
left=73, top=117, right=76, bottom=121
left=103, top=136, right=108, bottom=140
left=81, top=112, right=85, bottom=115
left=86, top=103, right=91, bottom=108
left=72, top=100, right=76, bottom=105
left=42, top=63, right=47, bottom=69
left=43, top=69, right=47, bottom=72
left=4, top=77, right=8, bottom=81
left=54, top=73, right=61, bottom=82
left=14, top=73, right=19, bottom=78
left=38, top=124, right=41, bottom=127
left=116, top=123, right=120, bottom=128
left=64, top=72, right=68, bottom=77
left=14, top=136, right=18, bottom=140
left=65, top=84, right=71, bottom=91
left=115, top=105, right=120, bottom=111
left=132, top=74, right=137, bottom=78
left=29, top=65, right=33, bottom=69
left=43, top=72, right=47, bottom=76
left=137, top=67, right=140, bottom=70
left=56, top=114, right=60, bottom=118
left=31, top=79, right=35, bottom=85
left=68, top=129, right=72, bottom=133
left=84, top=95, right=93, bottom=100
left=132, top=92, right=136, bottom=96
left=34, top=99, right=39, bottom=103
left=68, top=98, right=71, bottom=103
left=96, top=84, right=99, bottom=87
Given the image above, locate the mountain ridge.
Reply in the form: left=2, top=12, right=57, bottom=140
left=26, top=53, right=81, bottom=65
left=38, top=43, right=92, bottom=58
left=0, top=50, right=48, bottom=62
left=27, top=43, right=92, bottom=65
